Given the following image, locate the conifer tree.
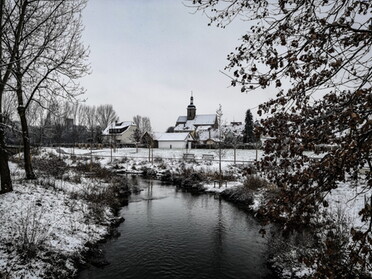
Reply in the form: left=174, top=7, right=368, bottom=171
left=242, top=109, right=255, bottom=143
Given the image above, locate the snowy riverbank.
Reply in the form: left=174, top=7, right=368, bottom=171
left=0, top=147, right=261, bottom=278
left=0, top=149, right=130, bottom=279
left=79, top=146, right=370, bottom=278
left=1, top=147, right=370, bottom=278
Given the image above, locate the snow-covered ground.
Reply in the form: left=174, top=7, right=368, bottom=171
left=61, top=146, right=262, bottom=163
left=0, top=151, right=121, bottom=279
left=60, top=147, right=260, bottom=193
left=1, top=147, right=369, bottom=278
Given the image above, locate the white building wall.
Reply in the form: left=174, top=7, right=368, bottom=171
left=158, top=141, right=187, bottom=149
left=116, top=125, right=137, bottom=144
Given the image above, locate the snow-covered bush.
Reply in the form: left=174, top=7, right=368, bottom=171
left=14, top=205, right=50, bottom=259
left=243, top=175, right=270, bottom=191
left=32, top=154, right=68, bottom=179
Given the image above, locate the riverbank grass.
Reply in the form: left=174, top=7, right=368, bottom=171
left=0, top=150, right=131, bottom=279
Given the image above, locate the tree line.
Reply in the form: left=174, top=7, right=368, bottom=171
left=5, top=101, right=119, bottom=145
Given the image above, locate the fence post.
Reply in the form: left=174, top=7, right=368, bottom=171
left=90, top=143, right=93, bottom=171
left=255, top=142, right=258, bottom=162
left=148, top=145, right=151, bottom=162
left=234, top=146, right=236, bottom=165
left=110, top=136, right=113, bottom=164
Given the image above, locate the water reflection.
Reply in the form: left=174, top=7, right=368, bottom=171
left=79, top=178, right=276, bottom=279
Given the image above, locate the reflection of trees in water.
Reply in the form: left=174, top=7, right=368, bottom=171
left=211, top=198, right=225, bottom=272
left=146, top=180, right=153, bottom=198
left=128, top=175, right=139, bottom=189
left=146, top=180, right=154, bottom=223
left=183, top=191, right=200, bottom=211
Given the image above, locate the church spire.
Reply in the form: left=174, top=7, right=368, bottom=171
left=187, top=92, right=196, bottom=120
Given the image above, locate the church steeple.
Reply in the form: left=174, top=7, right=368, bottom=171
left=187, top=92, right=196, bottom=120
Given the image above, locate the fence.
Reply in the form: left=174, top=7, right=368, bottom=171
left=56, top=148, right=256, bottom=166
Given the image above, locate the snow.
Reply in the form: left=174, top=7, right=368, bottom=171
left=198, top=128, right=219, bottom=141
left=203, top=181, right=241, bottom=193
left=1, top=146, right=370, bottom=278
left=151, top=132, right=192, bottom=141
left=102, top=121, right=135, bottom=135
left=176, top=115, right=187, bottom=123
left=62, top=146, right=262, bottom=164
left=174, top=114, right=217, bottom=131
left=324, top=180, right=369, bottom=230
left=0, top=160, right=115, bottom=279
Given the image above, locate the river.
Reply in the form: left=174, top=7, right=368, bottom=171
left=79, top=177, right=276, bottom=279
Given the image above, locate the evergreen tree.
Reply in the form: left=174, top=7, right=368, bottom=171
left=242, top=109, right=255, bottom=143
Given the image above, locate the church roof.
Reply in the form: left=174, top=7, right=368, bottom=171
left=176, top=114, right=217, bottom=125
left=176, top=115, right=187, bottom=123
left=152, top=132, right=192, bottom=142
left=175, top=114, right=217, bottom=131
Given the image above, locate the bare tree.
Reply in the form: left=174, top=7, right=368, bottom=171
left=0, top=0, right=27, bottom=193
left=1, top=91, right=16, bottom=126
left=6, top=0, right=88, bottom=179
left=132, top=115, right=152, bottom=142
left=84, top=105, right=97, bottom=142
left=141, top=116, right=152, bottom=134
left=132, top=115, right=141, bottom=129
left=96, top=104, right=118, bottom=129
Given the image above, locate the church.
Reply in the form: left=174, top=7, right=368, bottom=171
left=174, top=95, right=218, bottom=133
left=141, top=95, right=219, bottom=149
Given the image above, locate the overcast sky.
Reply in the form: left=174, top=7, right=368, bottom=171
left=81, top=0, right=274, bottom=132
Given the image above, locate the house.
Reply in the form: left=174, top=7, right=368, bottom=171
left=102, top=121, right=137, bottom=145
left=142, top=132, right=193, bottom=149
left=197, top=127, right=220, bottom=145
left=174, top=95, right=218, bottom=133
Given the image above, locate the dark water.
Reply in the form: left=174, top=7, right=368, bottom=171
left=79, top=178, right=276, bottom=279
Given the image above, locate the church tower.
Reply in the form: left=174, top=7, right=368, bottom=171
left=187, top=93, right=196, bottom=120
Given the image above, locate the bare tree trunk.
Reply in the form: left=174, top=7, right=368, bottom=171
left=16, top=56, right=36, bottom=179
left=0, top=0, right=30, bottom=193
left=0, top=114, right=12, bottom=193
left=0, top=0, right=12, bottom=193
left=17, top=106, right=36, bottom=179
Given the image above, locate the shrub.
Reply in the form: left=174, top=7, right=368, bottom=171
left=154, top=156, right=163, bottom=163
left=77, top=174, right=130, bottom=220
left=75, top=162, right=113, bottom=181
left=142, top=167, right=157, bottom=178
left=32, top=154, right=68, bottom=179
left=220, top=186, right=254, bottom=205
left=243, top=175, right=269, bottom=191
left=14, top=205, right=49, bottom=259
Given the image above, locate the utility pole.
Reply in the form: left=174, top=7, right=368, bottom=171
left=110, top=135, right=113, bottom=164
